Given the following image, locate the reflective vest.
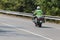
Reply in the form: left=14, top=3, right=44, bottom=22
left=34, top=10, right=43, bottom=17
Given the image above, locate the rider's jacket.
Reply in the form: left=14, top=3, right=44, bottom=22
left=34, top=9, right=43, bottom=17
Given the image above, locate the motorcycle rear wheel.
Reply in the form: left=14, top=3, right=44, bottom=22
left=39, top=23, right=42, bottom=27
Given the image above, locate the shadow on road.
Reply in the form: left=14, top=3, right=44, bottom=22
left=0, top=26, right=38, bottom=38
left=0, top=29, right=39, bottom=38
left=0, top=26, right=15, bottom=36
left=36, top=26, right=52, bottom=28
left=0, top=29, right=12, bottom=33
left=41, top=26, right=52, bottom=28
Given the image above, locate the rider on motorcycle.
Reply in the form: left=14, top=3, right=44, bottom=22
left=33, top=6, right=43, bottom=26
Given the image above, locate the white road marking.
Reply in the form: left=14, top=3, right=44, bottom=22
left=2, top=23, right=53, bottom=40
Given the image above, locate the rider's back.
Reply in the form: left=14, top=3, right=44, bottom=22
left=34, top=9, right=43, bottom=17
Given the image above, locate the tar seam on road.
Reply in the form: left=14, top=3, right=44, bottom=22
left=2, top=23, right=53, bottom=40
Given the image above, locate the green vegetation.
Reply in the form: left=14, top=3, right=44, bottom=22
left=0, top=0, right=60, bottom=16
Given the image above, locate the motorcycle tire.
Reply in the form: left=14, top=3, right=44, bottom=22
left=39, top=23, right=42, bottom=27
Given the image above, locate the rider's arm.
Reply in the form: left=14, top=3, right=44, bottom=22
left=33, top=10, right=37, bottom=16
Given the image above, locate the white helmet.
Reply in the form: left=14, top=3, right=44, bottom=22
left=37, top=6, right=40, bottom=9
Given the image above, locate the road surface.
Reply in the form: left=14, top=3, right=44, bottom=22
left=0, top=14, right=60, bottom=40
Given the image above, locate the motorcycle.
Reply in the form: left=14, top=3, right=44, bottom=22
left=33, top=16, right=45, bottom=27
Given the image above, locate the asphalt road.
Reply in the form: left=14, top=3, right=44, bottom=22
left=0, top=14, right=60, bottom=40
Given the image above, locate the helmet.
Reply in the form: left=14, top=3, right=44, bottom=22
left=37, top=6, right=40, bottom=9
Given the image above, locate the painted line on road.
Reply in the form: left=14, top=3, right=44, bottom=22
left=2, top=23, right=53, bottom=40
